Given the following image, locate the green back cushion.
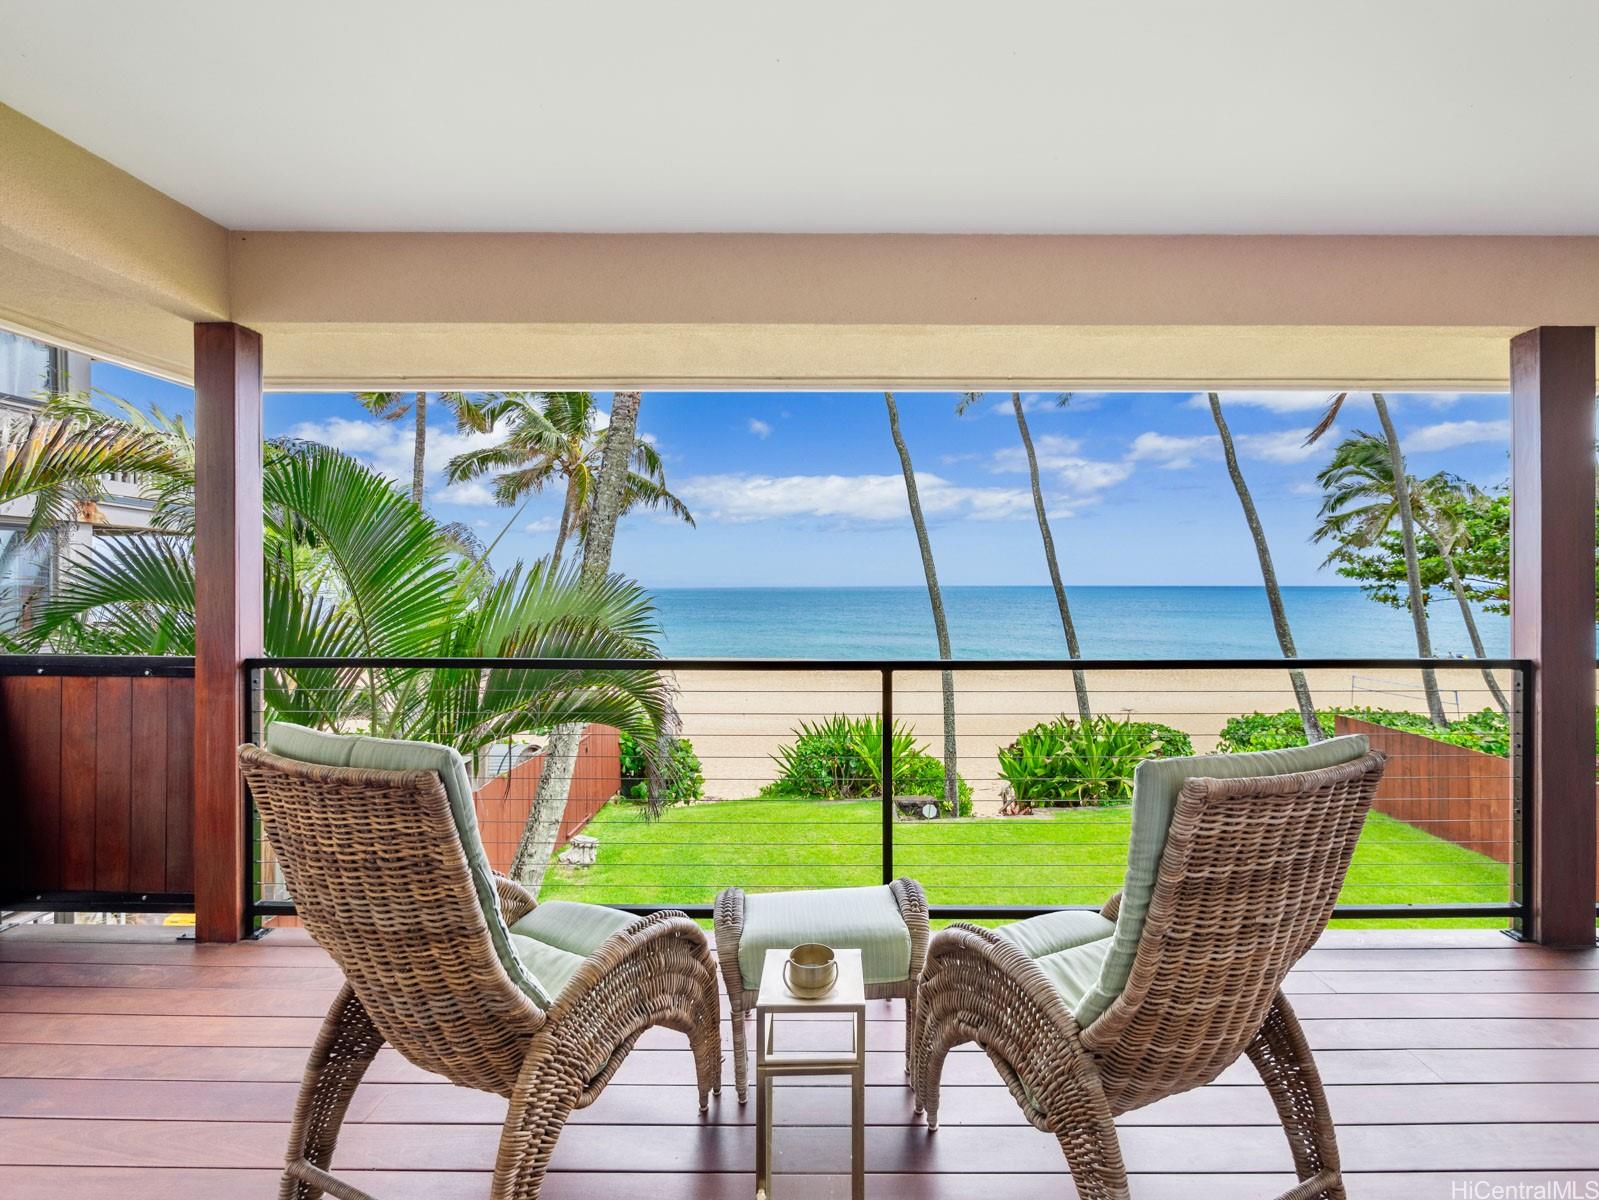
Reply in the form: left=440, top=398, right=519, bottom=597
left=1073, top=734, right=1369, bottom=1028
left=263, top=723, right=556, bottom=1009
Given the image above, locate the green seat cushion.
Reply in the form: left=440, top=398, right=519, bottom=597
left=263, top=722, right=556, bottom=1009
left=1071, top=734, right=1369, bottom=1029
left=511, top=900, right=635, bottom=959
left=511, top=935, right=588, bottom=1003
left=732, top=885, right=912, bottom=990
left=1036, top=938, right=1115, bottom=1016
left=996, top=910, right=1115, bottom=960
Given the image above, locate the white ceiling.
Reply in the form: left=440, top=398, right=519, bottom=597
left=2, top=1, right=1596, bottom=235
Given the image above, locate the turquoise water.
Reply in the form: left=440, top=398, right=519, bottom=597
left=651, top=586, right=1511, bottom=660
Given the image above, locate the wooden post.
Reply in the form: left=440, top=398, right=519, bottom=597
left=1510, top=326, right=1596, bottom=947
left=192, top=323, right=263, bottom=943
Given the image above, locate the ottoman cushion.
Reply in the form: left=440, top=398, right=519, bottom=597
left=734, top=885, right=912, bottom=989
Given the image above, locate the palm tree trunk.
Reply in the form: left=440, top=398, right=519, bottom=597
left=1012, top=394, right=1092, bottom=722
left=1374, top=393, right=1449, bottom=727
left=548, top=480, right=576, bottom=574
left=1208, top=394, right=1321, bottom=743
left=513, top=391, right=644, bottom=890
left=411, top=392, right=427, bottom=505
left=885, top=393, right=958, bottom=814
left=1440, top=545, right=1510, bottom=714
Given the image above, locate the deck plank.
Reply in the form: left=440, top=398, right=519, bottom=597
left=0, top=924, right=1595, bottom=1192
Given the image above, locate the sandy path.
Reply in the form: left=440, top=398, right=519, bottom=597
left=667, top=665, right=1513, bottom=806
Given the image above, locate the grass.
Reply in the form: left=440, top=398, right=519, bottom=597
left=538, top=797, right=1511, bottom=929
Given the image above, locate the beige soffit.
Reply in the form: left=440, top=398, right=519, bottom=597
left=3, top=102, right=1598, bottom=390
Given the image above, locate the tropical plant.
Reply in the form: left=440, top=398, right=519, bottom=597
left=1313, top=437, right=1509, bottom=713
left=763, top=714, right=972, bottom=815
left=1309, top=393, right=1448, bottom=726
left=997, top=716, right=1188, bottom=807
left=1207, top=393, right=1320, bottom=742
left=618, top=730, right=704, bottom=805
left=19, top=442, right=670, bottom=762
left=0, top=397, right=188, bottom=536
left=354, top=390, right=482, bottom=505
left=958, top=391, right=1091, bottom=721
left=1216, top=706, right=1531, bottom=758
left=884, top=392, right=959, bottom=814
left=444, top=390, right=693, bottom=573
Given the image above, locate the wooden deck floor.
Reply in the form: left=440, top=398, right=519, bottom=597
left=0, top=923, right=1596, bottom=1198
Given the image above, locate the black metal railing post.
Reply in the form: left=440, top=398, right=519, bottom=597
left=1509, top=663, right=1536, bottom=940
left=881, top=667, right=894, bottom=884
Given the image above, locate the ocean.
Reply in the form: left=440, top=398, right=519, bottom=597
left=650, top=586, right=1512, bottom=661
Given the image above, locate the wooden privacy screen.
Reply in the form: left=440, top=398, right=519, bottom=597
left=1336, top=714, right=1599, bottom=890
left=473, top=724, right=621, bottom=874
left=0, top=674, right=195, bottom=898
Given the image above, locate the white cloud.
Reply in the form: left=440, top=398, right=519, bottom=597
left=1185, top=390, right=1339, bottom=414
left=1405, top=419, right=1511, bottom=452
left=1126, top=431, right=1219, bottom=469
left=989, top=435, right=1133, bottom=497
left=983, top=392, right=1065, bottom=417
left=524, top=517, right=560, bottom=534
left=747, top=418, right=772, bottom=439
left=674, top=472, right=1032, bottom=524
left=286, top=415, right=507, bottom=507
left=1234, top=427, right=1330, bottom=464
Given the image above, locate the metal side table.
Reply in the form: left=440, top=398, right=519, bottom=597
left=753, top=947, right=866, bottom=1200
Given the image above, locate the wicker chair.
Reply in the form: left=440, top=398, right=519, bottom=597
left=239, top=743, right=722, bottom=1200
left=911, top=747, right=1387, bottom=1200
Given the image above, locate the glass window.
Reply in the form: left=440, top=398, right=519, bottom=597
left=0, top=329, right=57, bottom=401
left=0, top=527, right=53, bottom=629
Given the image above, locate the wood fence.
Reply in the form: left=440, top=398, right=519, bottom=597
left=473, top=724, right=621, bottom=874
left=1335, top=714, right=1599, bottom=890
left=0, top=673, right=195, bottom=898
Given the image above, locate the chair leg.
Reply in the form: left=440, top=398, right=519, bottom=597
left=491, top=1037, right=583, bottom=1200
left=690, top=973, right=724, bottom=1111
left=279, top=984, right=384, bottom=1200
left=1051, top=1104, right=1132, bottom=1200
left=1247, top=992, right=1346, bottom=1200
left=731, top=995, right=750, bottom=1104
left=903, top=982, right=916, bottom=1078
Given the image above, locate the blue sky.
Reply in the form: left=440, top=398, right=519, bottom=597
left=91, top=364, right=1512, bottom=589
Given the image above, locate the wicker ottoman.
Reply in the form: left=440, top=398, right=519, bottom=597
left=714, top=879, right=928, bottom=1102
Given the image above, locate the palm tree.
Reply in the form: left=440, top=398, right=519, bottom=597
left=1309, top=393, right=1449, bottom=727
left=885, top=392, right=958, bottom=815
left=354, top=390, right=482, bottom=505
left=22, top=441, right=668, bottom=754
left=957, top=391, right=1091, bottom=720
left=445, top=391, right=693, bottom=573
left=1313, top=434, right=1509, bottom=714
left=511, top=390, right=656, bottom=888
left=1207, top=394, right=1321, bottom=743
left=1, top=401, right=187, bottom=535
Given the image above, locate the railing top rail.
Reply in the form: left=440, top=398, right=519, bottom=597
left=243, top=654, right=1534, bottom=673
left=0, top=654, right=195, bottom=678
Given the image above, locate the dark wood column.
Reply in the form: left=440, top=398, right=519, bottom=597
left=192, top=323, right=264, bottom=943
left=1510, top=326, right=1596, bottom=947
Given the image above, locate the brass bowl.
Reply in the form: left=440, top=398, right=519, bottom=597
left=783, top=943, right=838, bottom=997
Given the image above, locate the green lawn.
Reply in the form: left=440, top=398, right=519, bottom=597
left=538, top=797, right=1511, bottom=929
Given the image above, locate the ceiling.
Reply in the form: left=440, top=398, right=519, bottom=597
left=2, top=1, right=1596, bottom=235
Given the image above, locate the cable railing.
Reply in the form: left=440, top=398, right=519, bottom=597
left=243, top=655, right=1532, bottom=928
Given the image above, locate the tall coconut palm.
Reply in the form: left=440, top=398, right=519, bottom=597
left=511, top=391, right=658, bottom=889
left=445, top=390, right=693, bottom=573
left=957, top=391, right=1091, bottom=720
left=1309, top=392, right=1448, bottom=726
left=21, top=442, right=668, bottom=754
left=354, top=390, right=483, bottom=505
left=1207, top=393, right=1321, bottom=742
left=885, top=392, right=958, bottom=814
left=1313, top=434, right=1509, bottom=714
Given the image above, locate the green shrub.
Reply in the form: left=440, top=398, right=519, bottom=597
left=1216, top=707, right=1518, bottom=757
left=763, top=714, right=972, bottom=816
left=618, top=731, right=705, bottom=804
left=997, top=716, right=1188, bottom=807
